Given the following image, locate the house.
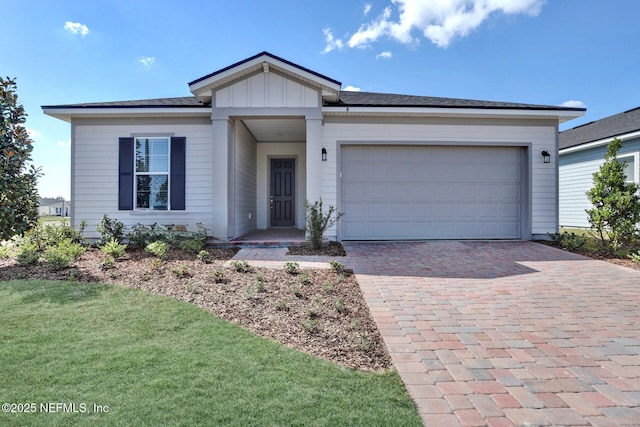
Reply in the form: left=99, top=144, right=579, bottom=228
left=559, top=107, right=640, bottom=228
left=42, top=51, right=584, bottom=242
left=38, top=199, right=70, bottom=217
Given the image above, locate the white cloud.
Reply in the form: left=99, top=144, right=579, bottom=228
left=376, top=51, right=393, bottom=59
left=139, top=56, right=156, bottom=68
left=560, top=100, right=587, bottom=109
left=326, top=0, right=544, bottom=51
left=322, top=28, right=344, bottom=54
left=344, top=85, right=362, bottom=92
left=57, top=140, right=71, bottom=148
left=64, top=21, right=89, bottom=36
left=364, top=3, right=372, bottom=15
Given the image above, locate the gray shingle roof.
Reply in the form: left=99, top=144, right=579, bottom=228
left=332, top=91, right=580, bottom=111
left=43, top=92, right=584, bottom=113
left=41, top=97, right=209, bottom=109
left=559, top=107, right=640, bottom=150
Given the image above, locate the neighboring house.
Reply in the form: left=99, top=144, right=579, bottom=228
left=559, top=107, right=640, bottom=228
left=38, top=200, right=71, bottom=217
left=42, top=51, right=583, bottom=242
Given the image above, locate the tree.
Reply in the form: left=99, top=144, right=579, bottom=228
left=0, top=77, right=42, bottom=241
left=586, top=138, right=640, bottom=253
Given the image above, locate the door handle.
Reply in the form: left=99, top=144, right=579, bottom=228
left=270, top=195, right=274, bottom=209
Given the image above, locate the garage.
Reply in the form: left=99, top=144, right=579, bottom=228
left=340, top=145, right=525, bottom=240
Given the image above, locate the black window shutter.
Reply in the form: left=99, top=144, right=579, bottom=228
left=170, top=137, right=186, bottom=210
left=118, top=137, right=134, bottom=210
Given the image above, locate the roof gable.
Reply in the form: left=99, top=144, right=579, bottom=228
left=560, top=107, right=640, bottom=150
left=188, top=51, right=341, bottom=104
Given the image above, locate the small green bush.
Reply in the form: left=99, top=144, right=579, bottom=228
left=211, top=270, right=225, bottom=283
left=305, top=198, right=344, bottom=250
left=170, top=265, right=190, bottom=278
left=15, top=243, right=40, bottom=265
left=100, top=238, right=127, bottom=260
left=97, top=214, right=126, bottom=244
left=284, top=261, right=299, bottom=274
left=178, top=237, right=205, bottom=253
left=145, top=241, right=168, bottom=259
left=549, top=231, right=587, bottom=251
left=334, top=298, right=347, bottom=314
left=302, top=319, right=319, bottom=334
left=44, top=246, right=74, bottom=269
left=197, top=250, right=211, bottom=263
left=0, top=245, right=11, bottom=259
left=230, top=260, right=252, bottom=273
left=298, top=272, right=311, bottom=286
left=629, top=251, right=640, bottom=263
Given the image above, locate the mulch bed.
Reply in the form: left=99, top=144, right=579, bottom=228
left=0, top=247, right=391, bottom=371
left=537, top=240, right=640, bottom=271
left=286, top=241, right=347, bottom=256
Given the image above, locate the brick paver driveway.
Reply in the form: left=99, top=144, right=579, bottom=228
left=343, top=241, right=640, bottom=427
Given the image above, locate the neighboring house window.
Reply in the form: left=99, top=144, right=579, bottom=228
left=618, top=154, right=638, bottom=184
left=118, top=136, right=186, bottom=211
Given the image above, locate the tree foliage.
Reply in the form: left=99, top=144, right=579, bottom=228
left=586, top=138, right=640, bottom=252
left=0, top=77, right=42, bottom=241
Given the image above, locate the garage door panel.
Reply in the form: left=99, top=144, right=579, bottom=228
left=341, top=145, right=523, bottom=240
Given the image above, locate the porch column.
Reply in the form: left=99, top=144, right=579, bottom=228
left=305, top=116, right=323, bottom=207
left=211, top=115, right=232, bottom=240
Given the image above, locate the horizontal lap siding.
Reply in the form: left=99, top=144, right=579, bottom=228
left=72, top=118, right=213, bottom=239
left=559, top=138, right=640, bottom=228
left=322, top=118, right=558, bottom=239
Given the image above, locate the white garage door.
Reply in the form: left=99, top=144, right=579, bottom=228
left=341, top=145, right=523, bottom=240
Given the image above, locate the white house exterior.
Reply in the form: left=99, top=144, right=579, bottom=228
left=559, top=107, right=640, bottom=228
left=43, top=52, right=584, bottom=241
left=38, top=200, right=71, bottom=217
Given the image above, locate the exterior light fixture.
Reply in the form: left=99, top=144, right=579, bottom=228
left=322, top=147, right=327, bottom=161
left=541, top=150, right=551, bottom=163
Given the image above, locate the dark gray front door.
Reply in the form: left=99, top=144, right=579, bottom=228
left=270, top=158, right=295, bottom=226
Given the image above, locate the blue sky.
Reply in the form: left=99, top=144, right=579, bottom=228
left=5, top=0, right=640, bottom=200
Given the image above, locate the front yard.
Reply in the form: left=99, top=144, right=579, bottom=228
left=0, top=279, right=421, bottom=426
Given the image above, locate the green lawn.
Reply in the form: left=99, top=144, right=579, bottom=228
left=0, top=280, right=420, bottom=427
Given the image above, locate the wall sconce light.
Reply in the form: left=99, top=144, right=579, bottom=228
left=321, top=147, right=327, bottom=161
left=541, top=150, right=551, bottom=163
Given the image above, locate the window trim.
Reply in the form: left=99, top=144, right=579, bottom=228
left=134, top=136, right=172, bottom=211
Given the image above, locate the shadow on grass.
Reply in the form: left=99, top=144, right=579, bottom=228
left=3, top=279, right=111, bottom=305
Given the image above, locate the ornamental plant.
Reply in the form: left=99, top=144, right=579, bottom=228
left=305, top=199, right=344, bottom=250
left=586, top=138, right=640, bottom=253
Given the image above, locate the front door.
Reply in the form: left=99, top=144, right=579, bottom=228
left=270, top=158, right=295, bottom=226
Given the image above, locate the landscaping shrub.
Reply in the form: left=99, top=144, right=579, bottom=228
left=549, top=231, right=587, bottom=251
left=15, top=243, right=39, bottom=265
left=43, top=239, right=85, bottom=269
left=145, top=241, right=168, bottom=259
left=305, top=199, right=343, bottom=250
left=97, top=214, right=126, bottom=244
left=100, top=238, right=127, bottom=261
left=586, top=138, right=640, bottom=253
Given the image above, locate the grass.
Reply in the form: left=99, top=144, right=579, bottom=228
left=0, top=280, right=420, bottom=427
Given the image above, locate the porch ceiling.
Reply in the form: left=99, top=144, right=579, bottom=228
left=242, top=118, right=305, bottom=142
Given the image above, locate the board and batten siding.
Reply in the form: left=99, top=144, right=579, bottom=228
left=71, top=118, right=214, bottom=240
left=233, top=122, right=257, bottom=237
left=559, top=137, right=640, bottom=228
left=321, top=117, right=559, bottom=239
left=215, top=71, right=319, bottom=109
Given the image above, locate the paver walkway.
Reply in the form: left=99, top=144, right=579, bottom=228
left=343, top=241, right=640, bottom=426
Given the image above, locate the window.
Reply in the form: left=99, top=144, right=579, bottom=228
left=119, top=136, right=185, bottom=211
left=135, top=137, right=169, bottom=210
left=618, top=154, right=638, bottom=184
